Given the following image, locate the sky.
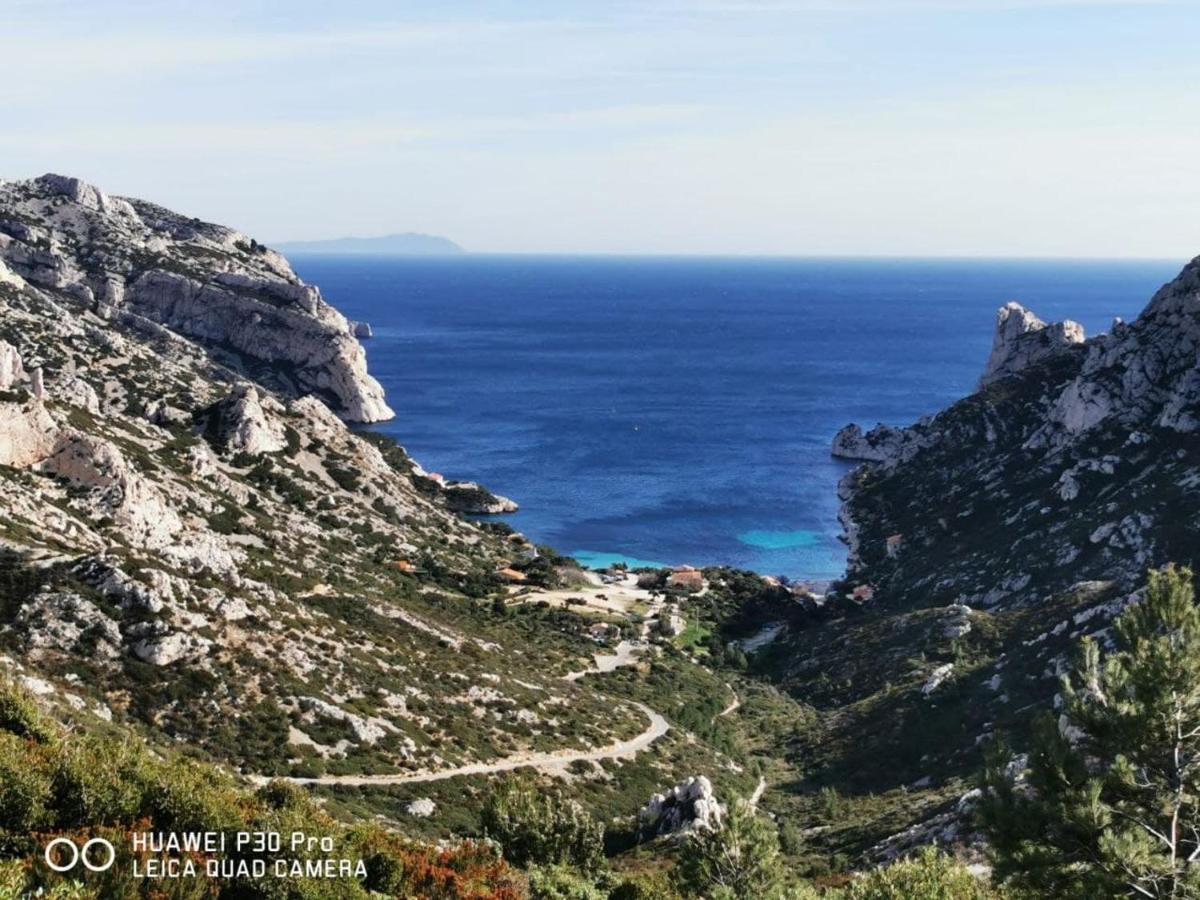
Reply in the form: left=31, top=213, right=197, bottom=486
left=4, top=0, right=1200, bottom=256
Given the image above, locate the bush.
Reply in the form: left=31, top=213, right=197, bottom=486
left=0, top=679, right=57, bottom=743
left=528, top=863, right=608, bottom=899
left=842, top=847, right=997, bottom=899
left=0, top=680, right=528, bottom=898
left=482, top=784, right=606, bottom=872
left=0, top=733, right=53, bottom=836
left=358, top=835, right=521, bottom=900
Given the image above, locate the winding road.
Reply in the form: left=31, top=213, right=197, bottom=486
left=266, top=702, right=668, bottom=787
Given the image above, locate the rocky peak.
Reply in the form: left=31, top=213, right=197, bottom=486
left=978, top=301, right=1085, bottom=390
left=37, top=173, right=137, bottom=219
left=0, top=173, right=393, bottom=422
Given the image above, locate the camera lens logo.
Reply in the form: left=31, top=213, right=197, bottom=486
left=44, top=837, right=116, bottom=873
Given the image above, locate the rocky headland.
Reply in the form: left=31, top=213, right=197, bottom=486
left=0, top=174, right=392, bottom=422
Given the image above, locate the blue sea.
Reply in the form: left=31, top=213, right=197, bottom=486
left=289, top=256, right=1178, bottom=581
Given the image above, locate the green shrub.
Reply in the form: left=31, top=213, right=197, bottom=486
left=0, top=679, right=57, bottom=743
left=0, top=733, right=53, bottom=835
left=528, top=863, right=608, bottom=899
left=482, top=784, right=606, bottom=872
left=842, top=847, right=997, bottom=899
left=50, top=738, right=145, bottom=827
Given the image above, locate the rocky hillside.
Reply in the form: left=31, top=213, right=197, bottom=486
left=834, top=258, right=1200, bottom=606
left=756, top=258, right=1200, bottom=862
left=0, top=174, right=648, bottom=785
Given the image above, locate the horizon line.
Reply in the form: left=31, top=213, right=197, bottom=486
left=279, top=249, right=1185, bottom=263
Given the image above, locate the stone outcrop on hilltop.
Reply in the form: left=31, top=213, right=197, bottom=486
left=978, top=302, right=1085, bottom=390
left=0, top=174, right=392, bottom=422
left=831, top=302, right=1087, bottom=466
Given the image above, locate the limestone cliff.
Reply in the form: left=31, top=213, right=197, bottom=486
left=0, top=174, right=392, bottom=422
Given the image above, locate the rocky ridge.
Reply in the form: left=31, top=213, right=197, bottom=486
left=978, top=301, right=1085, bottom=390
left=0, top=174, right=392, bottom=422
left=0, top=176, right=646, bottom=783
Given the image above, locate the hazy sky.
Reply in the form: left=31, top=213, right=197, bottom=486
left=5, top=0, right=1200, bottom=256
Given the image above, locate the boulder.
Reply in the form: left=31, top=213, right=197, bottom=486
left=0, top=399, right=60, bottom=468
left=131, top=631, right=211, bottom=666
left=639, top=776, right=724, bottom=835
left=54, top=374, right=100, bottom=414
left=921, top=663, right=955, bottom=698
left=406, top=798, right=436, bottom=818
left=208, top=385, right=287, bottom=455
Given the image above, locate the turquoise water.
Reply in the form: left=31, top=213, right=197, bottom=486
left=291, top=255, right=1177, bottom=580
left=570, top=551, right=669, bottom=570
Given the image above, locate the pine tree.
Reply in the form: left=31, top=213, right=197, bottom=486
left=981, top=565, right=1200, bottom=898
left=676, top=797, right=788, bottom=899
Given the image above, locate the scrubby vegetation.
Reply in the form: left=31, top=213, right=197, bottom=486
left=0, top=678, right=523, bottom=898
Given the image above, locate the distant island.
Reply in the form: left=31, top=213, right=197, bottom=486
left=274, top=232, right=465, bottom=256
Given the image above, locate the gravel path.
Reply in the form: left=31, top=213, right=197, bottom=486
left=262, top=702, right=669, bottom=787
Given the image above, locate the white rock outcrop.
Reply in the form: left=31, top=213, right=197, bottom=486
left=921, top=664, right=955, bottom=697
left=978, top=302, right=1084, bottom=390
left=640, top=776, right=724, bottom=835
left=38, top=432, right=183, bottom=548
left=0, top=340, right=24, bottom=389
left=212, top=385, right=287, bottom=455
left=132, top=632, right=211, bottom=667
left=0, top=399, right=60, bottom=468
left=406, top=798, right=436, bottom=818
left=54, top=375, right=101, bottom=414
